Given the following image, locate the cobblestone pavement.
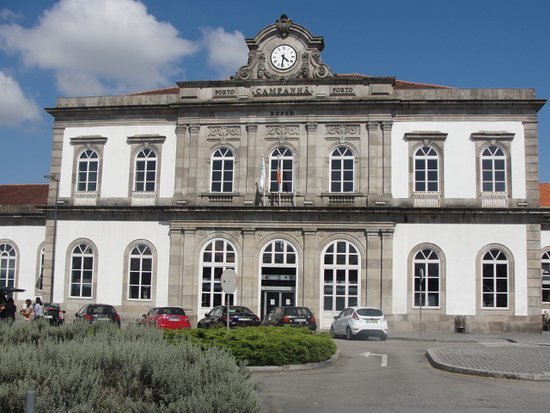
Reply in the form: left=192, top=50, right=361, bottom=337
left=426, top=343, right=550, bottom=380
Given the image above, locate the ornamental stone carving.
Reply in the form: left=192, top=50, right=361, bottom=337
left=207, top=126, right=241, bottom=137
left=266, top=125, right=300, bottom=136
left=326, top=124, right=360, bottom=136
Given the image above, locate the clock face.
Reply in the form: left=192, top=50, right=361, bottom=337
left=270, top=45, right=297, bottom=70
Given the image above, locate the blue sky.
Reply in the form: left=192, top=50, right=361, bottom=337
left=0, top=0, right=549, bottom=184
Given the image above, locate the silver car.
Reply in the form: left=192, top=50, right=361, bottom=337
left=330, top=306, right=388, bottom=340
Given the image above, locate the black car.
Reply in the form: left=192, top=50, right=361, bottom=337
left=198, top=305, right=260, bottom=328
left=261, top=306, right=317, bottom=331
left=75, top=304, right=121, bottom=327
left=43, top=303, right=65, bottom=326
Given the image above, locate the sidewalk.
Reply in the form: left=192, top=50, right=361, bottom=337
left=392, top=331, right=550, bottom=381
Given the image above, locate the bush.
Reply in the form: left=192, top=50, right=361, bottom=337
left=168, top=326, right=337, bottom=366
left=0, top=322, right=261, bottom=413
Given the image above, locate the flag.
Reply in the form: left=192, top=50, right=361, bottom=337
left=276, top=156, right=282, bottom=193
left=258, top=156, right=265, bottom=194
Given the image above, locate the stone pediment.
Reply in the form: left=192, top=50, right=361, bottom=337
left=232, top=14, right=334, bottom=81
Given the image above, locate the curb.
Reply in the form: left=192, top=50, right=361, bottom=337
left=247, top=349, right=340, bottom=372
left=425, top=347, right=550, bottom=381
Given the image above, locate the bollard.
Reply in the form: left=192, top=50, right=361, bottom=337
left=25, top=390, right=36, bottom=413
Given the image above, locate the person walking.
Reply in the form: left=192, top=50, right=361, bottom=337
left=20, top=298, right=34, bottom=322
left=4, top=297, right=16, bottom=324
left=33, top=297, right=44, bottom=320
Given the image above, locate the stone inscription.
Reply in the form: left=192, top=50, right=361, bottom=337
left=213, top=89, right=236, bottom=97
left=253, top=86, right=312, bottom=97
left=331, top=86, right=355, bottom=95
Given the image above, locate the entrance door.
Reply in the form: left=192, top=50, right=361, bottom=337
left=262, top=290, right=295, bottom=318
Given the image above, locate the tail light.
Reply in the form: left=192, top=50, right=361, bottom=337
left=83, top=313, right=93, bottom=322
left=352, top=311, right=359, bottom=320
left=114, top=314, right=120, bottom=322
left=281, top=315, right=290, bottom=324
left=308, top=316, right=316, bottom=325
left=254, top=315, right=259, bottom=322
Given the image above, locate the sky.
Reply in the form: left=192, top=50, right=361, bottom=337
left=0, top=0, right=549, bottom=184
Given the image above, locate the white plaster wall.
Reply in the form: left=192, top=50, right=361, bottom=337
left=391, top=121, right=526, bottom=199
left=59, top=124, right=177, bottom=198
left=53, top=221, right=171, bottom=305
left=0, top=226, right=45, bottom=301
left=541, top=230, right=550, bottom=250
left=393, top=224, right=528, bottom=316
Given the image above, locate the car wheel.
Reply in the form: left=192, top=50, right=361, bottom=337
left=381, top=334, right=388, bottom=341
left=346, top=327, right=353, bottom=340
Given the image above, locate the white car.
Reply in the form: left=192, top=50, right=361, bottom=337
left=330, top=306, right=388, bottom=340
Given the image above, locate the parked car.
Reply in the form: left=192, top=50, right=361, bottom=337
left=75, top=304, right=121, bottom=327
left=330, top=306, right=388, bottom=340
left=43, top=303, right=65, bottom=326
left=140, top=306, right=191, bottom=330
left=261, top=306, right=317, bottom=331
left=197, top=305, right=260, bottom=328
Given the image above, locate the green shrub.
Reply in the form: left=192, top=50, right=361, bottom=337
left=0, top=322, right=261, bottom=413
left=168, top=326, right=337, bottom=366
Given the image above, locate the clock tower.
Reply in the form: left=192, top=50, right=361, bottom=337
left=232, top=14, right=334, bottom=81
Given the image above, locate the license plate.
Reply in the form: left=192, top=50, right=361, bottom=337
left=97, top=317, right=110, bottom=321
left=168, top=317, right=179, bottom=322
left=295, top=319, right=306, bottom=323
left=44, top=315, right=53, bottom=319
left=365, top=319, right=378, bottom=323
left=238, top=317, right=251, bottom=321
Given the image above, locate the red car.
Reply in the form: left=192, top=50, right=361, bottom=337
left=141, top=306, right=191, bottom=330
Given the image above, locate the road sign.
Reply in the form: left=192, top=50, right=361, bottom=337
left=221, top=269, right=238, bottom=294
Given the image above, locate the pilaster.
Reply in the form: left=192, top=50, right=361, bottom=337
left=187, top=124, right=200, bottom=199
left=245, top=124, right=258, bottom=202
left=365, top=225, right=394, bottom=313
left=302, top=230, right=319, bottom=311
left=523, top=119, right=540, bottom=207
left=168, top=227, right=184, bottom=306
left=381, top=121, right=393, bottom=197
left=526, top=224, right=542, bottom=316
left=181, top=228, right=197, bottom=320
left=174, top=121, right=187, bottom=198
left=367, top=121, right=382, bottom=202
left=305, top=122, right=318, bottom=201
left=240, top=229, right=257, bottom=309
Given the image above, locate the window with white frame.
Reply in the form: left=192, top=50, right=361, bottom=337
left=0, top=243, right=16, bottom=288
left=261, top=239, right=297, bottom=281
left=322, top=240, right=360, bottom=311
left=128, top=244, right=153, bottom=300
left=70, top=244, right=94, bottom=298
left=77, top=149, right=99, bottom=192
left=210, top=147, right=234, bottom=193
left=481, top=145, right=506, bottom=193
left=414, top=146, right=439, bottom=192
left=330, top=146, right=354, bottom=193
left=413, top=249, right=440, bottom=307
left=200, top=239, right=236, bottom=308
left=542, top=251, right=550, bottom=303
left=269, top=147, right=294, bottom=193
left=134, top=148, right=157, bottom=192
left=481, top=249, right=509, bottom=308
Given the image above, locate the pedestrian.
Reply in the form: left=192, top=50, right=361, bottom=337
left=20, top=298, right=34, bottom=322
left=33, top=297, right=44, bottom=320
left=4, top=297, right=16, bottom=324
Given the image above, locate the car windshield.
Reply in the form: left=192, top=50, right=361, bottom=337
left=284, top=307, right=311, bottom=316
left=158, top=307, right=185, bottom=315
left=89, top=306, right=115, bottom=315
left=224, top=306, right=253, bottom=315
left=356, top=308, right=383, bottom=317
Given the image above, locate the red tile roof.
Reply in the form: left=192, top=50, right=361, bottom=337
left=540, top=183, right=550, bottom=207
left=0, top=185, right=48, bottom=206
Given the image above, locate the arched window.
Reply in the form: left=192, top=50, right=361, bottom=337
left=481, top=145, right=506, bottom=193
left=322, top=240, right=360, bottom=311
left=0, top=243, right=16, bottom=288
left=330, top=146, right=354, bottom=193
left=481, top=249, right=509, bottom=308
left=128, top=244, right=153, bottom=300
left=70, top=244, right=94, bottom=298
left=200, top=239, right=236, bottom=308
left=210, top=147, right=234, bottom=193
left=134, top=148, right=157, bottom=192
left=269, top=147, right=294, bottom=193
left=77, top=149, right=99, bottom=192
left=542, top=251, right=550, bottom=303
left=413, top=249, right=440, bottom=307
left=414, top=146, right=439, bottom=192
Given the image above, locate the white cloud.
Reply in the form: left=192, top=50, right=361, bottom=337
left=0, top=0, right=197, bottom=96
left=201, top=27, right=248, bottom=78
left=0, top=9, right=22, bottom=22
left=0, top=70, right=40, bottom=126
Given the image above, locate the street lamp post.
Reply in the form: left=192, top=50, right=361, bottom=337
left=44, top=174, right=59, bottom=303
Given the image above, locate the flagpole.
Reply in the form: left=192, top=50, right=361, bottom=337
left=262, top=156, right=266, bottom=206
left=277, top=155, right=281, bottom=206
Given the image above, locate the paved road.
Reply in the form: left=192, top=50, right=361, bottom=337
left=251, top=337, right=550, bottom=413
